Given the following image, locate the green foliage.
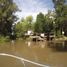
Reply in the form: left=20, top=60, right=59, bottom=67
left=0, top=0, right=18, bottom=36
left=34, top=12, right=45, bottom=33
left=44, top=14, right=53, bottom=33
left=15, top=16, right=33, bottom=38
left=34, top=12, right=54, bottom=34
left=52, top=0, right=67, bottom=36
left=26, top=15, right=33, bottom=23
left=0, top=35, right=10, bottom=43
left=26, top=15, right=33, bottom=29
left=15, top=22, right=23, bottom=37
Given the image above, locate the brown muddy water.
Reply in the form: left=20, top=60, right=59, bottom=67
left=0, top=40, right=67, bottom=67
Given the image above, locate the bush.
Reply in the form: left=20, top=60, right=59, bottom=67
left=0, top=35, right=10, bottom=43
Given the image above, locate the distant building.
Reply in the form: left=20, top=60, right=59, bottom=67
left=25, top=30, right=33, bottom=36
left=40, top=33, right=45, bottom=38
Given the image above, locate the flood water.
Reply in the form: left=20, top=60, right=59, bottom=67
left=0, top=40, right=67, bottom=67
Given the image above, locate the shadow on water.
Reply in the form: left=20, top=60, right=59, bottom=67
left=48, top=40, right=67, bottom=52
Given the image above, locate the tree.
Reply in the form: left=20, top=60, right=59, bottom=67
left=15, top=17, right=33, bottom=38
left=15, top=22, right=23, bottom=38
left=0, top=0, right=18, bottom=36
left=43, top=11, right=54, bottom=40
left=52, top=0, right=67, bottom=36
left=34, top=12, right=45, bottom=33
left=62, top=4, right=67, bottom=36
left=44, top=11, right=54, bottom=33
left=26, top=15, right=33, bottom=30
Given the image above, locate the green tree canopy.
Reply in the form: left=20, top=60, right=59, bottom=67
left=26, top=15, right=33, bottom=30
left=44, top=11, right=54, bottom=33
left=0, top=0, right=18, bottom=36
left=52, top=0, right=67, bottom=36
left=15, top=16, right=33, bottom=38
left=34, top=12, right=45, bottom=33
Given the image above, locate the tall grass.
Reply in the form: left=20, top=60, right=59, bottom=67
left=0, top=35, right=10, bottom=43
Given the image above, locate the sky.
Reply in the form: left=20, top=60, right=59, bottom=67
left=13, top=0, right=54, bottom=21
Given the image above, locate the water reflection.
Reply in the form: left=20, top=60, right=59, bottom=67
left=10, top=40, right=16, bottom=53
left=11, top=40, right=15, bottom=44
left=48, top=40, right=67, bottom=51
left=0, top=40, right=67, bottom=67
left=26, top=41, right=46, bottom=48
left=27, top=41, right=31, bottom=47
left=40, top=44, right=45, bottom=48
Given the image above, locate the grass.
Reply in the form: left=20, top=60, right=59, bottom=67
left=0, top=36, right=10, bottom=43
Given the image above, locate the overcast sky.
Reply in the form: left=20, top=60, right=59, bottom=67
left=14, top=0, right=54, bottom=20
